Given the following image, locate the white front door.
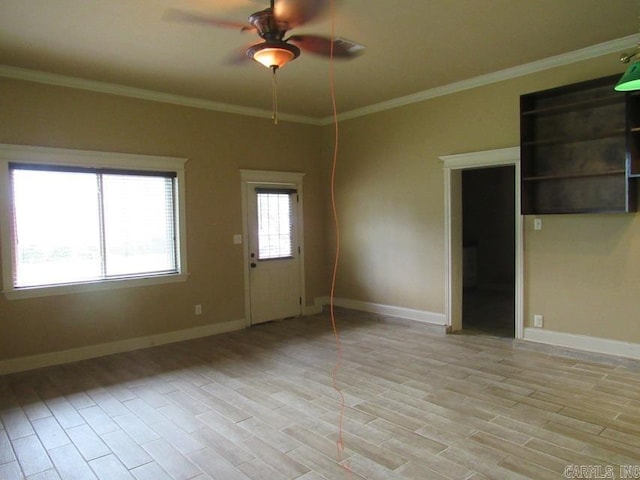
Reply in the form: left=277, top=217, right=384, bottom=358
left=246, top=184, right=302, bottom=324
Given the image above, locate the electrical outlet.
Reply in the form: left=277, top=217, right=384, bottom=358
left=533, top=314, right=543, bottom=328
left=195, top=304, right=202, bottom=315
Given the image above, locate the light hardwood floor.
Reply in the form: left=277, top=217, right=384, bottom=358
left=1, top=310, right=639, bottom=480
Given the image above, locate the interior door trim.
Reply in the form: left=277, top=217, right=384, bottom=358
left=440, top=147, right=523, bottom=339
left=240, top=169, right=306, bottom=327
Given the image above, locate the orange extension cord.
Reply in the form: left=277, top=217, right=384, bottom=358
left=327, top=0, right=351, bottom=476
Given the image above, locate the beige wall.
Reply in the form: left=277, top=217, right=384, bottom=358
left=326, top=54, right=640, bottom=344
left=0, top=78, right=330, bottom=361
left=2, top=50, right=639, bottom=364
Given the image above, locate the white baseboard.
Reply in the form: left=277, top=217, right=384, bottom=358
left=310, top=296, right=446, bottom=326
left=524, top=327, right=640, bottom=361
left=0, top=319, right=246, bottom=375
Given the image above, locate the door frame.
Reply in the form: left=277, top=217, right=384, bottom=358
left=440, top=147, right=524, bottom=338
left=240, top=169, right=306, bottom=327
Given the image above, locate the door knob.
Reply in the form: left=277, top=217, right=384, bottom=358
left=250, top=262, right=257, bottom=268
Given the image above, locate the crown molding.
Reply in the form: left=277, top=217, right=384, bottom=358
left=0, top=35, right=634, bottom=126
left=0, top=65, right=322, bottom=126
left=319, top=35, right=636, bottom=125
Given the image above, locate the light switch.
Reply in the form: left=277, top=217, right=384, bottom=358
left=233, top=234, right=243, bottom=245
left=534, top=218, right=542, bottom=231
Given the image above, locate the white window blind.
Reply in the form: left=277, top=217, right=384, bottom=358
left=10, top=164, right=178, bottom=289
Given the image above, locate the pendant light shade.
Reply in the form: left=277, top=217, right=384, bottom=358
left=247, top=41, right=300, bottom=69
left=615, top=59, right=640, bottom=91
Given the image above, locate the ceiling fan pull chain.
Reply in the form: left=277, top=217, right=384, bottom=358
left=272, top=65, right=279, bottom=125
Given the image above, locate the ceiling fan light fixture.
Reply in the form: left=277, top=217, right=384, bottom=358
left=247, top=41, right=300, bottom=69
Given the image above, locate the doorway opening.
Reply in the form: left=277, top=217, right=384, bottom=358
left=462, top=166, right=515, bottom=337
left=441, top=147, right=523, bottom=339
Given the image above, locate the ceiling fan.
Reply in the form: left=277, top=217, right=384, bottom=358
left=166, top=0, right=364, bottom=71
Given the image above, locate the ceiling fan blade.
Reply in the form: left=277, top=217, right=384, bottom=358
left=288, top=35, right=364, bottom=58
left=223, top=45, right=253, bottom=66
left=163, top=7, right=254, bottom=31
left=274, top=0, right=330, bottom=28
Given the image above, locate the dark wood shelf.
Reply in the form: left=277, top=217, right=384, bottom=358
left=520, top=74, right=637, bottom=215
left=526, top=206, right=631, bottom=215
left=522, top=129, right=624, bottom=147
left=522, top=170, right=625, bottom=182
left=521, top=94, right=622, bottom=117
left=628, top=94, right=640, bottom=177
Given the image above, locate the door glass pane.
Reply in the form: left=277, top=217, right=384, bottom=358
left=256, top=192, right=293, bottom=260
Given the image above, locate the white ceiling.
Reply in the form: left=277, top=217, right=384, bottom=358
left=0, top=0, right=637, bottom=120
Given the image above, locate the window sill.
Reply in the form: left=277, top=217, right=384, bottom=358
left=2, top=272, right=189, bottom=300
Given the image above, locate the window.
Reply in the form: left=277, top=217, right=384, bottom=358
left=256, top=189, right=296, bottom=260
left=0, top=144, right=188, bottom=298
